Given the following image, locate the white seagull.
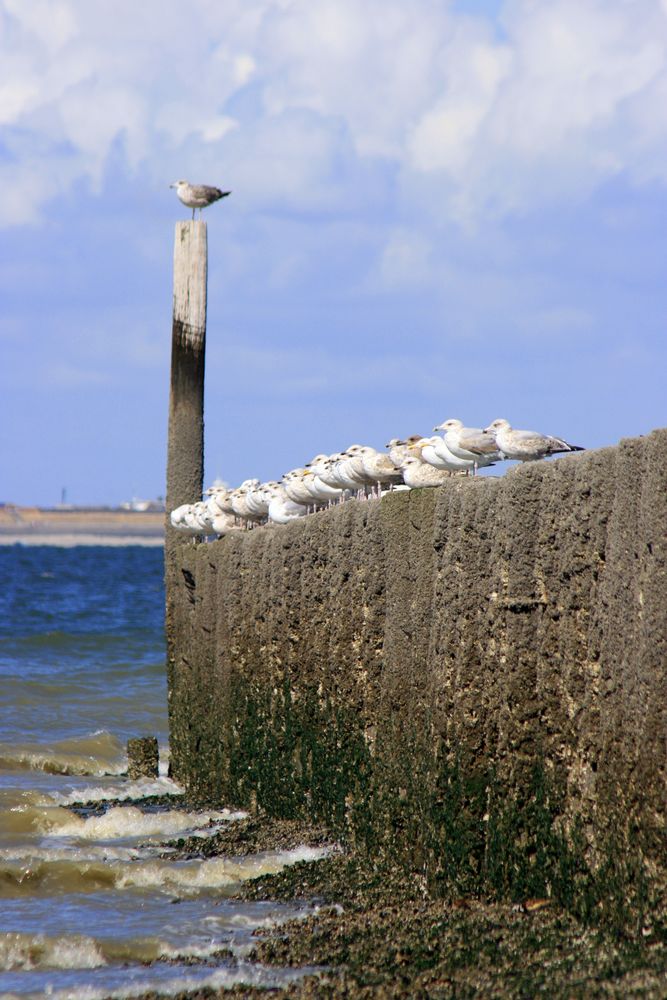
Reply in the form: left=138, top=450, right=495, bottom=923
left=433, top=418, right=500, bottom=470
left=416, top=437, right=471, bottom=474
left=265, top=484, right=309, bottom=525
left=170, top=181, right=231, bottom=219
left=302, top=457, right=345, bottom=503
left=283, top=469, right=319, bottom=510
left=483, top=418, right=585, bottom=461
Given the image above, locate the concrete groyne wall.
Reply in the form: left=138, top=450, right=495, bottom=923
left=166, top=430, right=666, bottom=904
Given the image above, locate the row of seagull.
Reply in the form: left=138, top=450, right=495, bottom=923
left=170, top=417, right=584, bottom=537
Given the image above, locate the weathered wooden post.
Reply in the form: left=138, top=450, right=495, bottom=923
left=166, top=221, right=208, bottom=517
left=164, top=221, right=208, bottom=760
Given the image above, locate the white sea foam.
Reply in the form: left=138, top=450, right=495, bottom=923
left=0, top=843, right=145, bottom=864
left=0, top=932, right=107, bottom=971
left=115, top=845, right=331, bottom=894
left=38, top=804, right=242, bottom=842
left=1, top=958, right=321, bottom=1000
left=49, top=774, right=185, bottom=807
left=0, top=845, right=332, bottom=898
left=0, top=900, right=324, bottom=972
left=3, top=801, right=241, bottom=845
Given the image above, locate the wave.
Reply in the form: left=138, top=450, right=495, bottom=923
left=0, top=845, right=330, bottom=898
left=0, top=732, right=125, bottom=777
left=0, top=911, right=315, bottom=973
left=0, top=930, right=165, bottom=971
left=6, top=804, right=245, bottom=842
left=0, top=956, right=320, bottom=1000
left=49, top=773, right=181, bottom=806
left=0, top=774, right=176, bottom=816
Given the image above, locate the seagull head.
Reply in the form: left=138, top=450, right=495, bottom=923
left=169, top=180, right=188, bottom=189
left=484, top=418, right=511, bottom=435
left=433, top=418, right=463, bottom=433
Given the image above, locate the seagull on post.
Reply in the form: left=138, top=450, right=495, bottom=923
left=170, top=180, right=231, bottom=219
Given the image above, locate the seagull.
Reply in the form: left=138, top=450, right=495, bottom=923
left=208, top=509, right=244, bottom=537
left=230, top=485, right=265, bottom=525
left=204, top=486, right=234, bottom=517
left=416, top=437, right=470, bottom=474
left=170, top=503, right=202, bottom=536
left=244, top=482, right=275, bottom=520
left=385, top=436, right=422, bottom=469
left=302, top=457, right=345, bottom=502
left=351, top=445, right=404, bottom=494
left=170, top=180, right=231, bottom=219
left=265, top=484, right=309, bottom=525
left=398, top=454, right=453, bottom=489
left=336, top=446, right=377, bottom=497
left=283, top=469, right=319, bottom=510
left=483, top=418, right=585, bottom=461
left=433, top=419, right=500, bottom=470
left=170, top=501, right=216, bottom=536
left=330, top=454, right=368, bottom=493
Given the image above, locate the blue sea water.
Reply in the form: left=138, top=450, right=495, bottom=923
left=0, top=545, right=322, bottom=999
left=0, top=546, right=168, bottom=747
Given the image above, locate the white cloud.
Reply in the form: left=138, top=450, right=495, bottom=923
left=0, top=0, right=666, bottom=227
left=3, top=0, right=77, bottom=52
left=0, top=80, right=41, bottom=124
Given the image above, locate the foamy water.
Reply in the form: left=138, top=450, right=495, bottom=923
left=0, top=546, right=325, bottom=997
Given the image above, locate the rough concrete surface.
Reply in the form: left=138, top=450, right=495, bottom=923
left=166, top=431, right=666, bottom=900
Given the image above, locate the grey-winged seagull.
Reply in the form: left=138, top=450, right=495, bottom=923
left=417, top=436, right=471, bottom=474
left=483, top=418, right=584, bottom=461
left=170, top=180, right=231, bottom=219
left=433, top=418, right=500, bottom=470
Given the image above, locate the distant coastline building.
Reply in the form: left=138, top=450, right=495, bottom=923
left=120, top=498, right=166, bottom=513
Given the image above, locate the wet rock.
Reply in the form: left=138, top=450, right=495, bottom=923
left=127, top=736, right=159, bottom=779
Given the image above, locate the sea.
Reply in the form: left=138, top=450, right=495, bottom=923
left=0, top=544, right=325, bottom=999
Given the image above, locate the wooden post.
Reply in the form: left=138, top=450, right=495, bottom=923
left=166, top=221, right=208, bottom=516
left=165, top=222, right=208, bottom=747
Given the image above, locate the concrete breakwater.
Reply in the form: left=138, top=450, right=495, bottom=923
left=166, top=430, right=666, bottom=915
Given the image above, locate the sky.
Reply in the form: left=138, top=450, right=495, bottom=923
left=1, top=0, right=666, bottom=507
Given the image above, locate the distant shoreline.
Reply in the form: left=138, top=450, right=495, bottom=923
left=0, top=505, right=165, bottom=546
left=0, top=534, right=164, bottom=547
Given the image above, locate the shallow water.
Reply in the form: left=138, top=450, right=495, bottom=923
left=0, top=546, right=322, bottom=998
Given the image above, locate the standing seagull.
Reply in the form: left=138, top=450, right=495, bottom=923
left=170, top=180, right=231, bottom=219
left=483, top=418, right=584, bottom=461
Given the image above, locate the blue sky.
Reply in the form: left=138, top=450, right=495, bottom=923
left=1, top=0, right=666, bottom=506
